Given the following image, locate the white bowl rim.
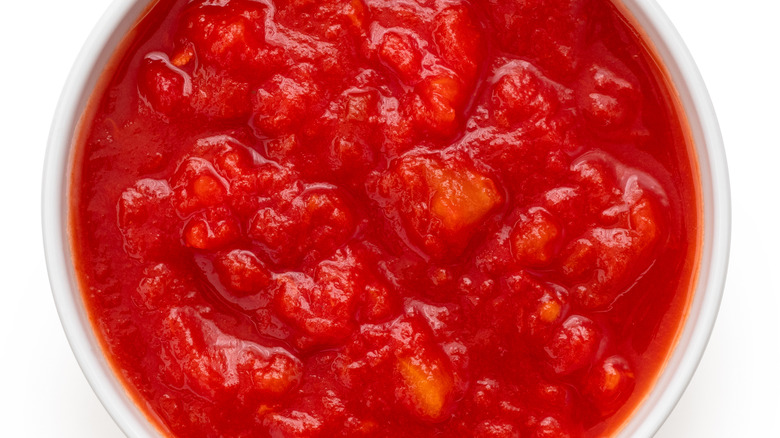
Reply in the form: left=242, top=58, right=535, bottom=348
left=612, top=0, right=731, bottom=436
left=42, top=0, right=730, bottom=437
left=43, top=1, right=169, bottom=437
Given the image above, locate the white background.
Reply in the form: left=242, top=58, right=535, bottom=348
left=0, top=0, right=777, bottom=436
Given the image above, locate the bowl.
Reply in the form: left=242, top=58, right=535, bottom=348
left=43, top=0, right=730, bottom=436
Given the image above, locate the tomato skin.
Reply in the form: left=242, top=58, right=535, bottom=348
left=71, top=0, right=699, bottom=436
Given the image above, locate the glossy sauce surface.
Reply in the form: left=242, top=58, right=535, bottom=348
left=71, top=0, right=700, bottom=436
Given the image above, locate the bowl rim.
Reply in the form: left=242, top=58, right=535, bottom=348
left=43, top=1, right=168, bottom=436
left=42, top=0, right=730, bottom=437
left=612, top=0, right=731, bottom=436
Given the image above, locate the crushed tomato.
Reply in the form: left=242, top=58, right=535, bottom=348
left=71, top=0, right=700, bottom=436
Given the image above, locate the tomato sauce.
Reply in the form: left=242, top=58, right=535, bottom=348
left=70, top=0, right=700, bottom=436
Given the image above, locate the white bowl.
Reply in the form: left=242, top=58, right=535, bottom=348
left=43, top=0, right=730, bottom=436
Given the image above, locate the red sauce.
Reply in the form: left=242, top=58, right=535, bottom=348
left=70, top=0, right=700, bottom=436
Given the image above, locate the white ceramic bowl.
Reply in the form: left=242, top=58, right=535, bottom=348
left=43, top=0, right=730, bottom=436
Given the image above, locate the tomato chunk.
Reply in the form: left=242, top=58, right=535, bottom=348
left=391, top=317, right=458, bottom=423
left=544, top=315, right=600, bottom=375
left=248, top=185, right=355, bottom=265
left=561, top=193, right=661, bottom=309
left=117, top=179, right=177, bottom=260
left=263, top=410, right=325, bottom=438
left=274, top=247, right=363, bottom=346
left=580, top=65, right=640, bottom=131
left=395, top=352, right=455, bottom=422
left=410, top=74, right=466, bottom=137
left=532, top=416, right=575, bottom=438
left=138, top=54, right=191, bottom=116
left=510, top=208, right=562, bottom=267
left=378, top=32, right=422, bottom=84
left=178, top=0, right=277, bottom=75
left=171, top=157, right=228, bottom=216
left=189, top=68, right=252, bottom=120
left=183, top=206, right=240, bottom=250
left=214, top=249, right=272, bottom=296
left=136, top=263, right=191, bottom=310
left=252, top=64, right=322, bottom=136
left=585, top=355, right=636, bottom=416
left=432, top=6, right=482, bottom=81
left=160, top=307, right=302, bottom=400
left=373, top=153, right=502, bottom=260
left=491, top=62, right=558, bottom=127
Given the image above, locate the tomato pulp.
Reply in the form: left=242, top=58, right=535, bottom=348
left=70, top=0, right=700, bottom=436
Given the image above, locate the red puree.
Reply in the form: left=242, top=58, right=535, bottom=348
left=71, top=0, right=700, bottom=436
